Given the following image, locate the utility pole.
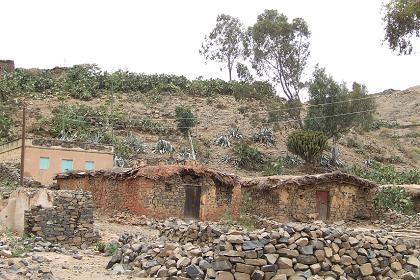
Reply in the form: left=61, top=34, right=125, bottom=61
left=20, top=105, right=26, bottom=187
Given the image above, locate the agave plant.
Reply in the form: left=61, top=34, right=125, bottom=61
left=178, top=147, right=194, bottom=160
left=229, top=127, right=243, bottom=139
left=124, top=133, right=147, bottom=153
left=215, top=135, right=231, bottom=147
left=253, top=127, right=275, bottom=146
left=153, top=139, right=174, bottom=154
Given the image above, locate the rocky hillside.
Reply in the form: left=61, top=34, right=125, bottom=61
left=3, top=73, right=420, bottom=177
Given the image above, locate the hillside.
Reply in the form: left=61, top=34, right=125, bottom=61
left=5, top=80, right=419, bottom=177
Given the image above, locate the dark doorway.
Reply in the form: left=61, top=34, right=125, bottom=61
left=184, top=185, right=201, bottom=219
left=316, top=191, right=329, bottom=220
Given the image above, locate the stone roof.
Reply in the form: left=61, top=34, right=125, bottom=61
left=240, top=171, right=378, bottom=190
left=54, top=163, right=239, bottom=187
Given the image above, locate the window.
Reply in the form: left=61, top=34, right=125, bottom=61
left=85, top=161, right=94, bottom=171
left=39, top=157, right=49, bottom=170
left=61, top=159, right=74, bottom=172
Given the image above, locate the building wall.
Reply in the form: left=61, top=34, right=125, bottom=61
left=0, top=60, right=15, bottom=74
left=245, top=183, right=375, bottom=222
left=57, top=175, right=240, bottom=221
left=23, top=146, right=113, bottom=185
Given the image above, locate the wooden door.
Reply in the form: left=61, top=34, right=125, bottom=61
left=316, top=191, right=329, bottom=220
left=184, top=185, right=201, bottom=219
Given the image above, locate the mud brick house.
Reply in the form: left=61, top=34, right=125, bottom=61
left=0, top=138, right=114, bottom=185
left=240, top=172, right=378, bottom=222
left=56, top=164, right=241, bottom=221
left=0, top=60, right=15, bottom=74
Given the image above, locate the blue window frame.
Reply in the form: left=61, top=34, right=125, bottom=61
left=61, top=159, right=74, bottom=172
left=39, top=157, right=49, bottom=170
left=85, top=161, right=94, bottom=171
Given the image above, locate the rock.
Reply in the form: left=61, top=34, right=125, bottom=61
left=236, top=263, right=256, bottom=274
left=261, top=264, right=277, bottom=272
left=243, top=241, right=263, bottom=251
left=299, top=245, right=313, bottom=255
left=390, top=261, right=402, bottom=271
left=186, top=264, right=204, bottom=279
left=213, top=260, right=232, bottom=271
left=234, top=272, right=251, bottom=280
left=251, top=270, right=264, bottom=280
left=217, top=271, right=234, bottom=280
left=277, top=257, right=293, bottom=269
left=0, top=250, right=12, bottom=258
left=400, top=272, right=416, bottom=280
left=348, top=237, right=359, bottom=246
left=340, top=255, right=352, bottom=266
left=227, top=235, right=244, bottom=244
left=111, top=263, right=126, bottom=274
left=271, top=274, right=287, bottom=280
left=360, top=263, right=373, bottom=276
left=296, top=255, right=317, bottom=265
left=309, top=263, right=321, bottom=274
left=265, top=254, right=278, bottom=265
left=331, top=264, right=344, bottom=275
left=157, top=267, right=169, bottom=278
left=406, top=256, right=420, bottom=268
left=199, top=259, right=211, bottom=270
left=324, top=247, right=333, bottom=258
left=245, top=259, right=267, bottom=266
left=106, top=253, right=122, bottom=269
left=177, top=257, right=191, bottom=268
left=72, top=254, right=83, bottom=260
left=296, top=238, right=309, bottom=247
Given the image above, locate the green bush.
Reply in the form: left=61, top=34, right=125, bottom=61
left=0, top=104, right=12, bottom=143
left=348, top=161, right=420, bottom=184
left=286, top=130, right=328, bottom=165
left=60, top=64, right=103, bottom=100
left=374, top=186, right=414, bottom=215
left=263, top=158, right=284, bottom=176
left=175, top=106, right=197, bottom=136
left=233, top=142, right=265, bottom=170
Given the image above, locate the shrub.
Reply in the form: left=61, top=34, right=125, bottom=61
left=175, top=106, right=197, bottom=136
left=153, top=139, right=174, bottom=154
left=60, top=64, right=103, bottom=100
left=286, top=130, right=328, bottom=165
left=233, top=142, right=265, bottom=170
left=214, top=135, right=231, bottom=147
left=253, top=127, right=275, bottom=146
left=5, top=231, right=35, bottom=257
left=229, top=127, right=243, bottom=139
left=263, top=158, right=284, bottom=176
left=123, top=133, right=147, bottom=153
left=134, top=118, right=171, bottom=135
left=374, top=186, right=414, bottom=215
left=0, top=104, right=12, bottom=143
left=105, top=243, right=119, bottom=256
left=348, top=161, right=420, bottom=184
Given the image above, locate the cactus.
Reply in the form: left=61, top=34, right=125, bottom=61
left=153, top=139, right=174, bottom=154
left=229, top=127, right=243, bottom=139
left=253, top=127, right=275, bottom=146
left=178, top=148, right=194, bottom=160
left=123, top=133, right=147, bottom=153
left=215, top=135, right=231, bottom=147
left=286, top=130, right=328, bottom=165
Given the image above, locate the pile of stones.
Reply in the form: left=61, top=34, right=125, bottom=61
left=107, top=220, right=420, bottom=279
left=374, top=211, right=420, bottom=229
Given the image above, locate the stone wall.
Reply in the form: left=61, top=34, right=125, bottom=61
left=245, top=183, right=375, bottom=222
left=108, top=218, right=420, bottom=279
left=57, top=174, right=241, bottom=221
left=0, top=60, right=15, bottom=73
left=24, top=190, right=98, bottom=246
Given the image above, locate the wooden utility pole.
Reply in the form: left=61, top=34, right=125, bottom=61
left=20, top=105, right=26, bottom=187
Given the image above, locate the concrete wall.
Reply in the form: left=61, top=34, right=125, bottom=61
left=24, top=145, right=113, bottom=185
left=57, top=175, right=240, bottom=221
left=245, top=183, right=375, bottom=222
left=0, top=188, right=53, bottom=233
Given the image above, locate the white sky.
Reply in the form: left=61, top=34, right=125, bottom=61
left=1, top=0, right=419, bottom=98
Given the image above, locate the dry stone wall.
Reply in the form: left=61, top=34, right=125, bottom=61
left=108, top=218, right=420, bottom=280
left=24, top=190, right=98, bottom=246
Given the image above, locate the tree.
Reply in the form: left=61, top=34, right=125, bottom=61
left=236, top=62, right=254, bottom=83
left=249, top=10, right=310, bottom=102
left=200, top=14, right=246, bottom=81
left=175, top=106, right=197, bottom=160
left=286, top=130, right=328, bottom=166
left=382, top=0, right=420, bottom=55
left=305, top=66, right=376, bottom=165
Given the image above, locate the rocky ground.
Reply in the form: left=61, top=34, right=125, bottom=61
left=0, top=216, right=419, bottom=280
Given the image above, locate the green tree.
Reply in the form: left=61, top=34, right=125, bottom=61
left=236, top=62, right=254, bottom=83
left=305, top=66, right=376, bottom=164
left=200, top=14, right=246, bottom=81
left=249, top=10, right=310, bottom=103
left=0, top=103, right=12, bottom=144
left=175, top=106, right=197, bottom=160
left=286, top=130, right=328, bottom=166
left=382, top=0, right=420, bottom=55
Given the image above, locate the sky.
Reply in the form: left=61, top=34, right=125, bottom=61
left=1, top=0, right=419, bottom=98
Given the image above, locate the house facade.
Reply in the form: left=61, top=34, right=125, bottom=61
left=0, top=138, right=114, bottom=185
left=56, top=164, right=241, bottom=221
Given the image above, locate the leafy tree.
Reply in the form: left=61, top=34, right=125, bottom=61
left=382, top=0, right=420, bottom=55
left=233, top=142, right=265, bottom=170
left=286, top=130, right=328, bottom=166
left=200, top=14, right=246, bottom=81
left=236, top=62, right=254, bottom=83
left=305, top=66, right=375, bottom=164
left=249, top=10, right=310, bottom=102
left=374, top=186, right=414, bottom=215
left=175, top=106, right=197, bottom=159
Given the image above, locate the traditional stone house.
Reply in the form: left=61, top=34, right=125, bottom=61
left=240, top=172, right=378, bottom=222
left=56, top=164, right=241, bottom=221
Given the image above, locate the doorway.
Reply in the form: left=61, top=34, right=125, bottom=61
left=184, top=185, right=201, bottom=219
left=316, top=191, right=329, bottom=220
